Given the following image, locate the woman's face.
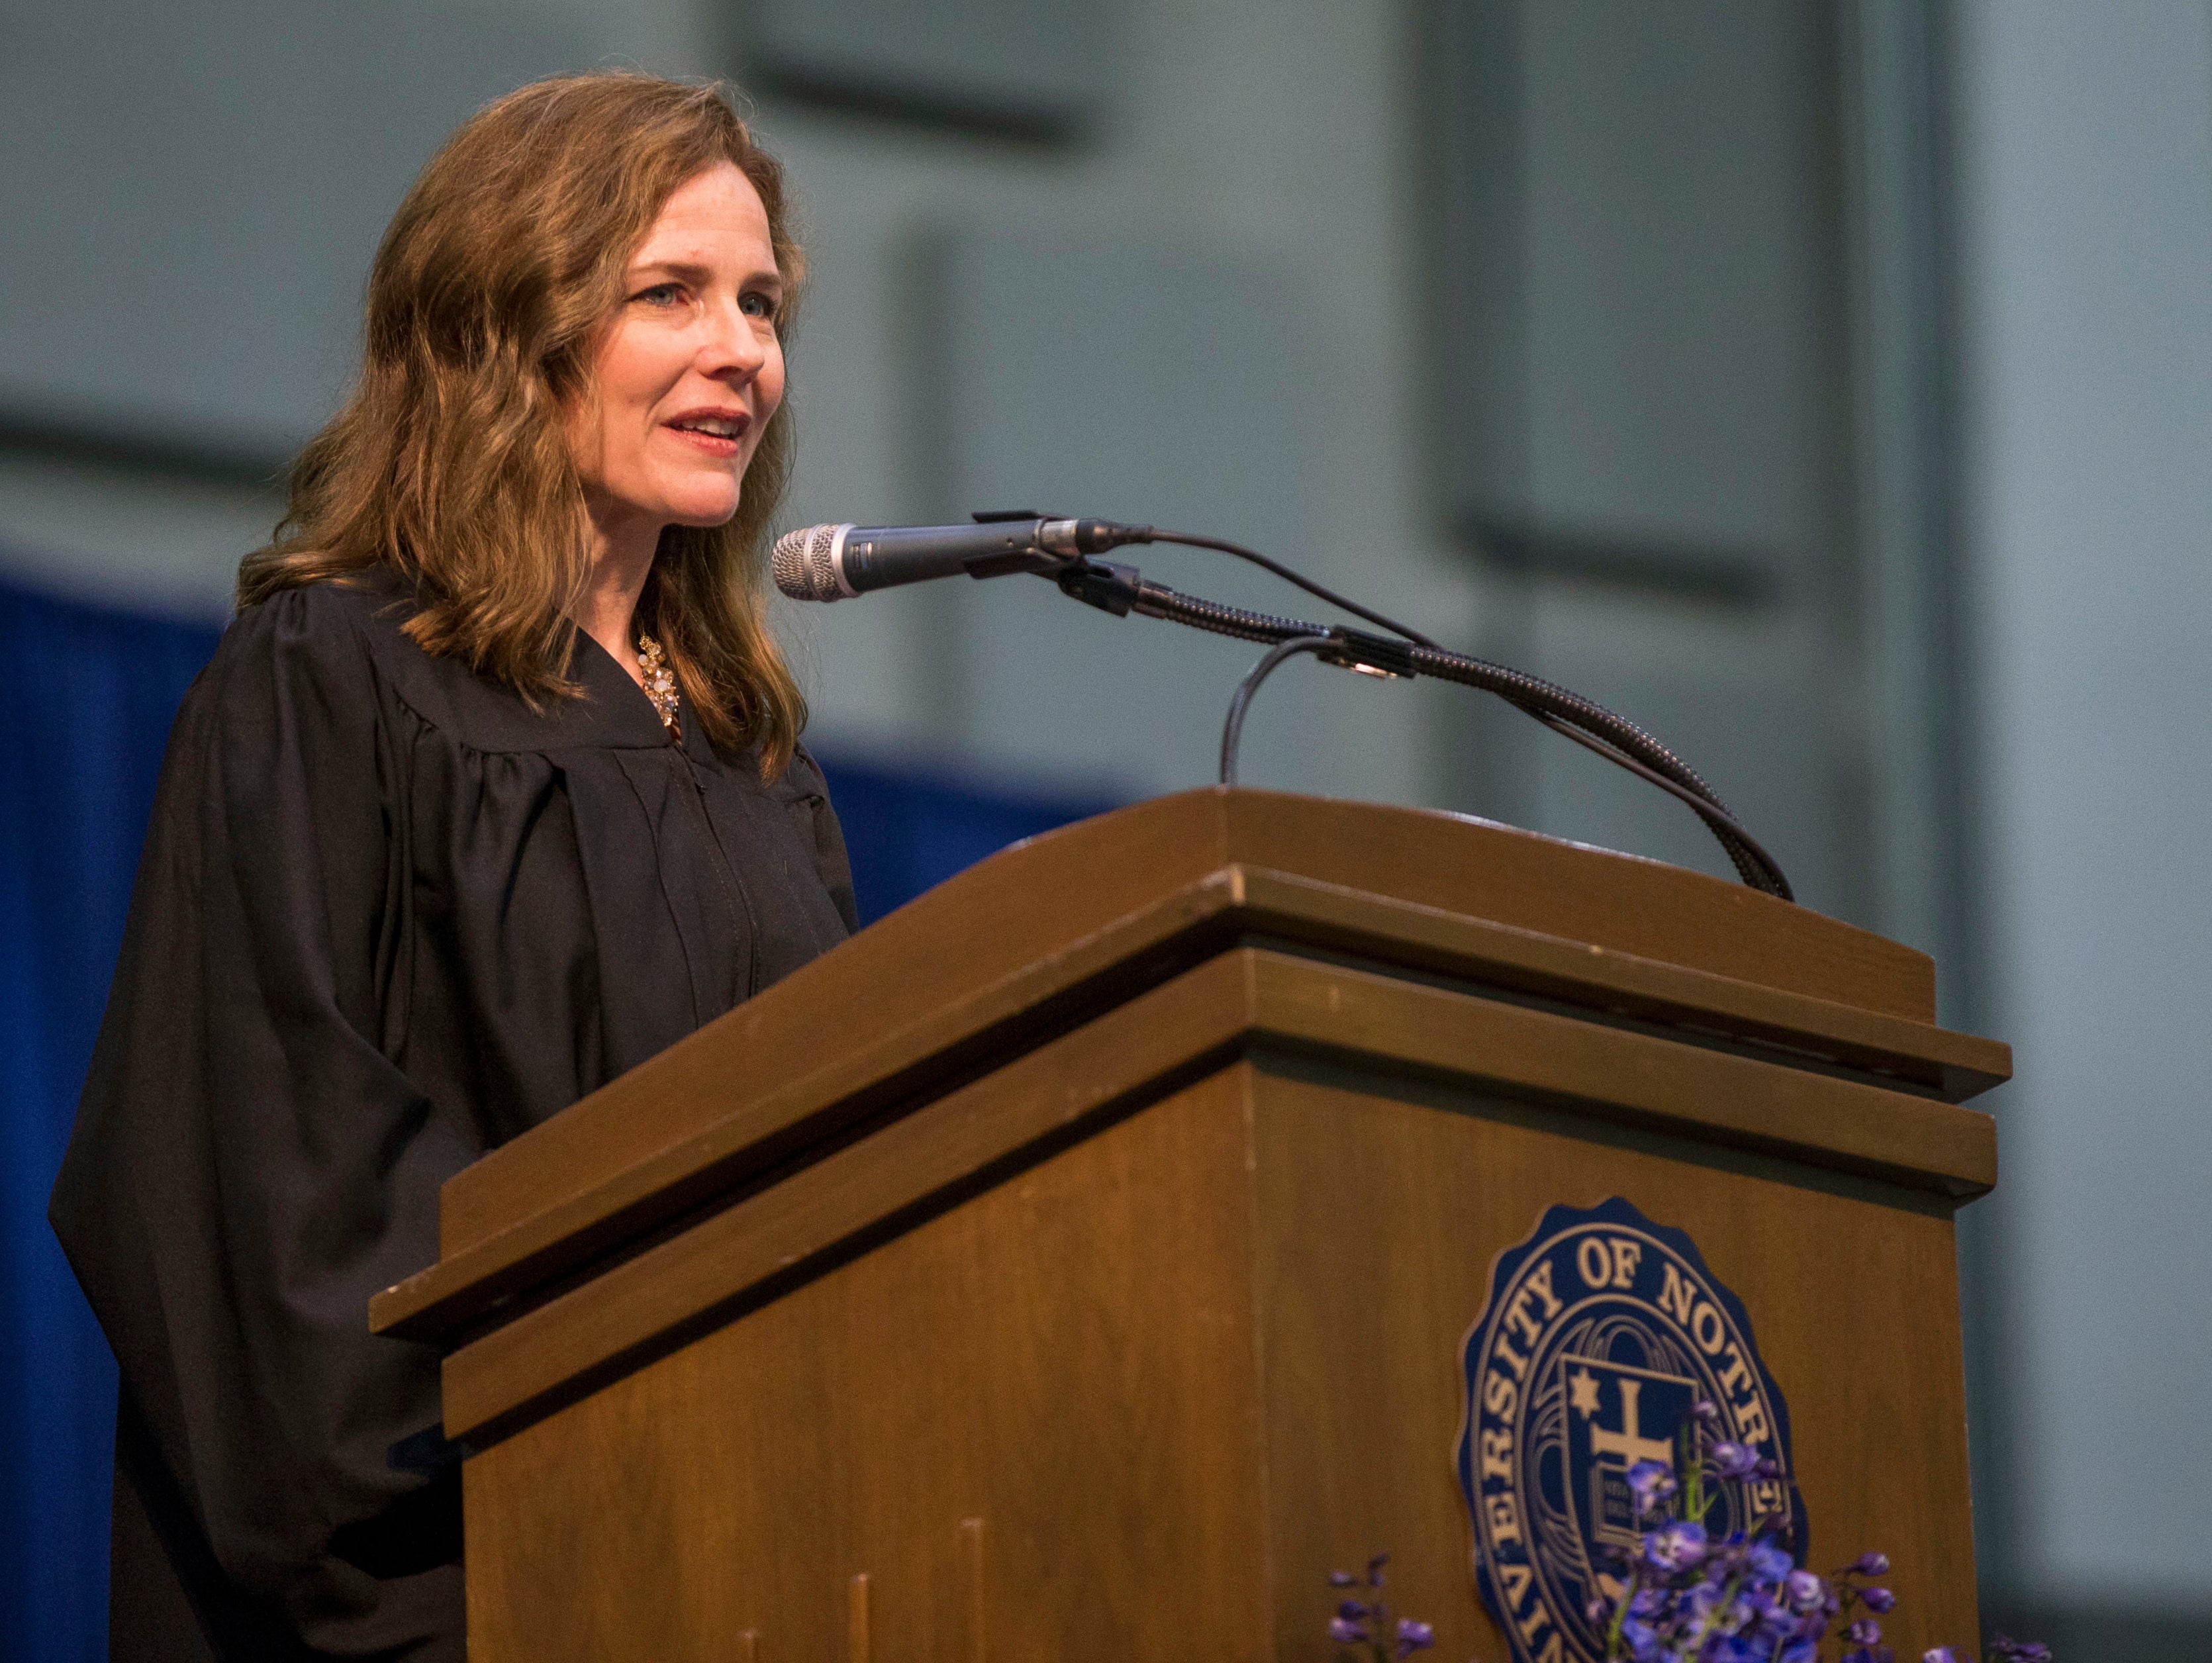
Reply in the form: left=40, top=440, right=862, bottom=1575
left=568, top=162, right=787, bottom=547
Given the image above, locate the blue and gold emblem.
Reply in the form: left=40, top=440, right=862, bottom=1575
left=1454, top=1198, right=1803, bottom=1663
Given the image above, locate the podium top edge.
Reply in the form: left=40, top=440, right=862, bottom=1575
left=1022, top=788, right=1934, bottom=1014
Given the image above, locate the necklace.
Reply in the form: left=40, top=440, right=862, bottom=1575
left=636, top=632, right=681, bottom=736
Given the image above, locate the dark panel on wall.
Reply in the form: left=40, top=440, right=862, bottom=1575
left=1439, top=0, right=1848, bottom=589
left=746, top=0, right=1120, bottom=138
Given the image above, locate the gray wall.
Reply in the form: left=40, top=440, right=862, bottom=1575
left=1954, top=0, right=2212, bottom=1618
left=0, top=1, right=638, bottom=457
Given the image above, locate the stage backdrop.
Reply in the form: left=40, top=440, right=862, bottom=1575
left=0, top=569, right=1116, bottom=1662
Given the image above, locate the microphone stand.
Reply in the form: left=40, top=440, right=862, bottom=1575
left=1035, top=553, right=1796, bottom=903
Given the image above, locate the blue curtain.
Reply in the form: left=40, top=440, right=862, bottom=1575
left=0, top=570, right=1115, bottom=1660
left=0, top=576, right=220, bottom=1663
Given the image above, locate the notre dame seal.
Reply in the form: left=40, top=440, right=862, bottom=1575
left=1453, top=1198, right=1804, bottom=1663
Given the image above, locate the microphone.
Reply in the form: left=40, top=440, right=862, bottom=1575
left=773, top=516, right=1149, bottom=602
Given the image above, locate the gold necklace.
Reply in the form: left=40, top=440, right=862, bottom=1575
left=636, top=632, right=680, bottom=736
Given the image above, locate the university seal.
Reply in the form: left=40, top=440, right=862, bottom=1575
left=1453, top=1198, right=1804, bottom=1663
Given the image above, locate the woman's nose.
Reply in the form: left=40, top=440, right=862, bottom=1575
left=699, top=299, right=769, bottom=378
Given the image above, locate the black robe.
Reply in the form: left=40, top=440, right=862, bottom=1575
left=50, top=574, right=857, bottom=1660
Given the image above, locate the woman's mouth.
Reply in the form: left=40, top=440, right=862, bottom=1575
left=665, top=412, right=750, bottom=455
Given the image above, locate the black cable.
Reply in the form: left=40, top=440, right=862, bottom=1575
left=1403, top=646, right=1791, bottom=900
left=1218, top=636, right=1337, bottom=786
left=1043, top=528, right=1787, bottom=898
left=1136, top=586, right=1320, bottom=645
left=999, top=518, right=1787, bottom=894
left=1403, top=647, right=1731, bottom=812
left=1118, top=579, right=1794, bottom=900
left=1519, top=709, right=1789, bottom=897
left=1147, top=529, right=1439, bottom=649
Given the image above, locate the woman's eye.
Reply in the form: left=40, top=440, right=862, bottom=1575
left=634, top=283, right=685, bottom=307
left=740, top=291, right=778, bottom=321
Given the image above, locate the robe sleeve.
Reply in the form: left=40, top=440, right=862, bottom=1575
left=52, top=584, right=468, bottom=1656
left=785, top=741, right=863, bottom=935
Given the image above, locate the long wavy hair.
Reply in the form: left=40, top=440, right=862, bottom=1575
left=238, top=73, right=808, bottom=773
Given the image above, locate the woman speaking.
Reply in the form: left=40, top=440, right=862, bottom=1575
left=51, top=74, right=854, bottom=1660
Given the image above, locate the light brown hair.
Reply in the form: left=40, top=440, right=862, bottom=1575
left=238, top=72, right=808, bottom=772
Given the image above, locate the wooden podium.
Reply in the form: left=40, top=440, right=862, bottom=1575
left=371, top=790, right=2009, bottom=1662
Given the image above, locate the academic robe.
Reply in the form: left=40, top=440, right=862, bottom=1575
left=50, top=572, right=858, bottom=1660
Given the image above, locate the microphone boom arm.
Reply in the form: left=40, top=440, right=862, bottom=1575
left=1038, top=554, right=1795, bottom=902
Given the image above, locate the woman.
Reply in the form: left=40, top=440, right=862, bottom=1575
left=50, top=73, right=855, bottom=1660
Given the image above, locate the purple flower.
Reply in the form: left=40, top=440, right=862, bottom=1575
left=1783, top=1568, right=1827, bottom=1611
left=1745, top=1588, right=1794, bottom=1634
left=1923, top=1650, right=1966, bottom=1663
left=1854, top=1552, right=1892, bottom=1576
left=1680, top=1579, right=1728, bottom=1627
left=1619, top=1615, right=1663, bottom=1662
left=1848, top=1618, right=1884, bottom=1645
left=1778, top=1642, right=1819, bottom=1663
left=1863, top=1586, right=1896, bottom=1613
left=1990, top=1638, right=2051, bottom=1663
left=1709, top=1441, right=1762, bottom=1480
left=1643, top=1519, right=1709, bottom=1570
left=1770, top=1614, right=1826, bottom=1652
left=1322, top=1561, right=1435, bottom=1662
left=1393, top=1616, right=1435, bottom=1656
left=1747, top=1540, right=1795, bottom=1583
left=1693, top=1399, right=1721, bottom=1423
left=1626, top=1458, right=1678, bottom=1514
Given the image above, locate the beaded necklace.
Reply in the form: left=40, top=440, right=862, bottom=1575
left=636, top=632, right=680, bottom=736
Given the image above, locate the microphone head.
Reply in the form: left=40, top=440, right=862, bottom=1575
left=772, top=524, right=852, bottom=602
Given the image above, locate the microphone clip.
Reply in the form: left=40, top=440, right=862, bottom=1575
left=1053, top=556, right=1147, bottom=618
left=1315, top=628, right=1417, bottom=680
